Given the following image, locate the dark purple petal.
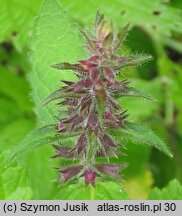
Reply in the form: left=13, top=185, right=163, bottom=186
left=72, top=133, right=87, bottom=155
left=104, top=110, right=127, bottom=128
left=104, top=68, right=115, bottom=84
left=103, top=120, right=119, bottom=128
left=91, top=68, right=99, bottom=81
left=70, top=115, right=84, bottom=131
left=99, top=133, right=118, bottom=148
left=58, top=122, right=66, bottom=132
left=61, top=80, right=74, bottom=86
left=87, top=112, right=99, bottom=131
left=59, top=98, right=78, bottom=106
left=52, top=145, right=75, bottom=158
left=96, top=148, right=109, bottom=157
left=79, top=55, right=99, bottom=69
left=115, top=111, right=129, bottom=127
left=62, top=114, right=79, bottom=124
left=80, top=96, right=92, bottom=112
left=95, top=164, right=122, bottom=177
left=104, top=111, right=117, bottom=122
left=70, top=79, right=92, bottom=91
left=60, top=165, right=83, bottom=182
left=76, top=94, right=91, bottom=110
left=108, top=80, right=129, bottom=95
left=108, top=96, right=120, bottom=110
left=84, top=170, right=96, bottom=187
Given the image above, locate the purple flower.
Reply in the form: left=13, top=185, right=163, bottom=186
left=95, top=164, right=122, bottom=177
left=84, top=170, right=97, bottom=187
left=86, top=112, right=99, bottom=132
left=99, top=133, right=118, bottom=148
left=59, top=165, right=83, bottom=182
left=72, top=134, right=87, bottom=155
left=52, top=145, right=76, bottom=158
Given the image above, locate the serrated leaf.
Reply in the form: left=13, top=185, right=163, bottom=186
left=55, top=181, right=128, bottom=200
left=29, top=0, right=87, bottom=126
left=148, top=179, right=182, bottom=200
left=7, top=125, right=79, bottom=162
left=0, top=153, right=33, bottom=200
left=108, top=122, right=173, bottom=158
left=119, top=55, right=153, bottom=69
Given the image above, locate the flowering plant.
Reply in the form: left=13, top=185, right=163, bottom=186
left=45, top=13, right=154, bottom=187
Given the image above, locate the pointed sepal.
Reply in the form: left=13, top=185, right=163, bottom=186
left=114, top=24, right=130, bottom=49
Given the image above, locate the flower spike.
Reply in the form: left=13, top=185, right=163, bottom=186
left=45, top=12, right=152, bottom=187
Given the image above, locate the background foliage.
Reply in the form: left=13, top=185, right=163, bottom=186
left=0, top=0, right=182, bottom=200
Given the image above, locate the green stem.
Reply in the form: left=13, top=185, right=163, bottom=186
left=85, top=132, right=97, bottom=168
left=89, top=185, right=96, bottom=200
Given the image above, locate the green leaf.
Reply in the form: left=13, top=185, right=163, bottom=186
left=0, top=0, right=41, bottom=50
left=0, top=119, right=34, bottom=150
left=29, top=0, right=87, bottom=126
left=120, top=55, right=153, bottom=68
left=148, top=179, right=182, bottom=200
left=117, top=78, right=161, bottom=122
left=108, top=122, right=173, bottom=158
left=24, top=145, right=59, bottom=199
left=61, top=0, right=182, bottom=37
left=122, top=142, right=151, bottom=179
left=0, top=153, right=33, bottom=200
left=7, top=125, right=80, bottom=162
left=55, top=182, right=129, bottom=200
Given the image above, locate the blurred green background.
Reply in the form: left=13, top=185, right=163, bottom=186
left=0, top=0, right=182, bottom=200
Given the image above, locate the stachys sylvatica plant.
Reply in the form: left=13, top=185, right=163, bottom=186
left=8, top=10, right=172, bottom=188
left=45, top=13, right=153, bottom=187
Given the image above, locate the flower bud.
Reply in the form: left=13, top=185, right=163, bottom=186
left=84, top=170, right=96, bottom=187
